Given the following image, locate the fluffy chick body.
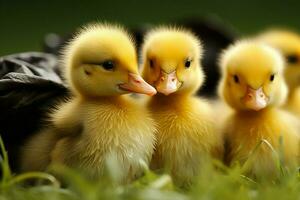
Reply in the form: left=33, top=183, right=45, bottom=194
left=148, top=95, right=220, bottom=185
left=21, top=24, right=156, bottom=183
left=141, top=28, right=223, bottom=186
left=219, top=41, right=300, bottom=178
left=224, top=108, right=300, bottom=177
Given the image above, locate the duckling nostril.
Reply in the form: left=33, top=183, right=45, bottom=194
left=171, top=78, right=176, bottom=82
left=160, top=77, right=165, bottom=81
left=134, top=79, right=141, bottom=84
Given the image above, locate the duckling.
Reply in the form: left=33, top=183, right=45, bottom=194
left=256, top=30, right=300, bottom=116
left=141, top=27, right=223, bottom=187
left=218, top=41, right=300, bottom=178
left=21, top=24, right=157, bottom=183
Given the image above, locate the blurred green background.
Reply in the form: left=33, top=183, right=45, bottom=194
left=0, top=0, right=299, bottom=56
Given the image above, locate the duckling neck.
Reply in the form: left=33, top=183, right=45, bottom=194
left=76, top=94, right=126, bottom=104
left=149, top=92, right=191, bottom=108
left=235, top=107, right=276, bottom=117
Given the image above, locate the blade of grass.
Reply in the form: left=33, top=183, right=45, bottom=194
left=6, top=172, right=60, bottom=188
left=0, top=135, right=12, bottom=184
left=241, top=139, right=281, bottom=175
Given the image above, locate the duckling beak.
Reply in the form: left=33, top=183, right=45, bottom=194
left=242, top=86, right=269, bottom=111
left=155, top=70, right=181, bottom=95
left=119, top=73, right=157, bottom=96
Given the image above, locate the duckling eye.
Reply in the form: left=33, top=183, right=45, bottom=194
left=149, top=59, right=154, bottom=68
left=233, top=75, right=239, bottom=83
left=286, top=54, right=298, bottom=64
left=184, top=60, right=192, bottom=68
left=270, top=74, right=275, bottom=82
left=101, top=61, right=115, bottom=71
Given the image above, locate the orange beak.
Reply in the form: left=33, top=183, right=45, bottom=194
left=155, top=70, right=182, bottom=95
left=119, top=73, right=157, bottom=96
left=242, top=86, right=269, bottom=111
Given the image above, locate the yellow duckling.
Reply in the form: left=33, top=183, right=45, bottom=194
left=256, top=30, right=300, bottom=116
left=141, top=27, right=223, bottom=187
left=21, top=24, right=157, bottom=183
left=218, top=41, right=300, bottom=178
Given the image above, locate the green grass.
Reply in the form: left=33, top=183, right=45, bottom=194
left=1, top=136, right=300, bottom=200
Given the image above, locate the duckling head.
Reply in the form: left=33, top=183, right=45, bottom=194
left=62, top=23, right=156, bottom=98
left=141, top=27, right=204, bottom=96
left=257, top=30, right=300, bottom=92
left=218, top=41, right=287, bottom=111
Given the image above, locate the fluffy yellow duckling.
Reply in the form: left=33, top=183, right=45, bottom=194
left=257, top=30, right=300, bottom=116
left=141, top=27, right=223, bottom=187
left=218, top=41, right=300, bottom=178
left=21, top=24, right=157, bottom=183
